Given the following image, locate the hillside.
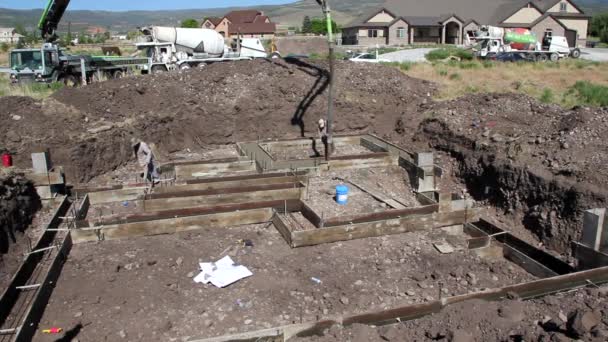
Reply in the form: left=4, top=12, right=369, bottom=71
left=0, top=0, right=606, bottom=32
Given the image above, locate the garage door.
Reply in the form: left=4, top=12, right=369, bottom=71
left=565, top=29, right=577, bottom=47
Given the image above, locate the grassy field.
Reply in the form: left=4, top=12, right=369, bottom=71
left=396, top=59, right=608, bottom=108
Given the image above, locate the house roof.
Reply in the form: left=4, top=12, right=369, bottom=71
left=381, top=0, right=584, bottom=26
left=205, top=17, right=223, bottom=26
left=228, top=22, right=276, bottom=34
left=225, top=10, right=263, bottom=24
left=254, top=15, right=270, bottom=23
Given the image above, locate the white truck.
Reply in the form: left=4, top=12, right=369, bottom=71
left=136, top=26, right=277, bottom=73
left=475, top=25, right=580, bottom=62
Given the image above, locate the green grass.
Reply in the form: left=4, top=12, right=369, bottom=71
left=540, top=88, right=554, bottom=103
left=449, top=73, right=461, bottom=80
left=566, top=81, right=608, bottom=107
left=0, top=74, right=63, bottom=99
left=381, top=61, right=413, bottom=71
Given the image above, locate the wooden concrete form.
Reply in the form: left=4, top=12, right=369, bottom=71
left=71, top=208, right=274, bottom=243
left=0, top=196, right=74, bottom=342
left=155, top=174, right=307, bottom=194
left=274, top=195, right=480, bottom=248
left=175, top=160, right=257, bottom=179
left=140, top=185, right=303, bottom=212
left=573, top=241, right=608, bottom=270
left=87, top=187, right=148, bottom=205
left=189, top=264, right=608, bottom=342
left=24, top=170, right=64, bottom=186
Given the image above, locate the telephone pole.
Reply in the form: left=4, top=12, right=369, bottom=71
left=316, top=0, right=335, bottom=160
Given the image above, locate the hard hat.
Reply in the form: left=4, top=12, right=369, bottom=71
left=318, top=119, right=325, bottom=127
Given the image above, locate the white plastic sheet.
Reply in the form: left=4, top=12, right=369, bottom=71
left=193, top=256, right=253, bottom=288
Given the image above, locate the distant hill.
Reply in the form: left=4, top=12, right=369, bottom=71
left=0, top=0, right=605, bottom=33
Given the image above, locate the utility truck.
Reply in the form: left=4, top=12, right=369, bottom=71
left=474, top=25, right=580, bottom=62
left=136, top=26, right=278, bottom=72
left=7, top=0, right=149, bottom=86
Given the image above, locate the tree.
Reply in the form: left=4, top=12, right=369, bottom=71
left=301, top=16, right=312, bottom=33
left=590, top=13, right=608, bottom=37
left=0, top=42, right=9, bottom=53
left=181, top=18, right=199, bottom=28
left=310, top=18, right=340, bottom=35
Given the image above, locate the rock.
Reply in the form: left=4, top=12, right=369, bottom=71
left=204, top=319, right=213, bottom=327
left=558, top=311, right=568, bottom=323
left=567, top=310, right=600, bottom=338
left=354, top=280, right=363, bottom=286
left=561, top=142, right=570, bottom=149
left=147, top=260, right=157, bottom=266
left=491, top=134, right=504, bottom=143
left=87, top=124, right=113, bottom=134
left=591, top=327, right=608, bottom=339
left=482, top=130, right=490, bottom=138
left=448, top=329, right=473, bottom=342
left=118, top=330, right=127, bottom=339
left=11, top=115, right=22, bottom=121
left=161, top=320, right=173, bottom=332
left=244, top=319, right=253, bottom=325
left=176, top=257, right=183, bottom=266
left=74, top=311, right=83, bottom=318
left=406, top=290, right=416, bottom=296
left=340, top=296, right=350, bottom=305
left=466, top=272, right=477, bottom=285
left=498, top=301, right=524, bottom=323
left=187, top=271, right=195, bottom=278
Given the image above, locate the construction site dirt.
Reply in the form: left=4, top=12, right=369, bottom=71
left=1, top=58, right=608, bottom=341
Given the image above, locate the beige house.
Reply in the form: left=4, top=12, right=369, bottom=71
left=201, top=10, right=276, bottom=39
left=0, top=28, right=24, bottom=44
left=342, top=0, right=589, bottom=47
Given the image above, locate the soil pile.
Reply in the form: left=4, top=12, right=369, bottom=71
left=0, top=59, right=434, bottom=182
left=296, top=287, right=608, bottom=342
left=0, top=174, right=41, bottom=290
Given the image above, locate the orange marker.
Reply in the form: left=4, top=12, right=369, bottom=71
left=42, top=327, right=63, bottom=334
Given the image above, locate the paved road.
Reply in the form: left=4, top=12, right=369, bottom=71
left=379, top=48, right=434, bottom=63
left=380, top=47, right=608, bottom=63
left=580, top=48, right=608, bottom=62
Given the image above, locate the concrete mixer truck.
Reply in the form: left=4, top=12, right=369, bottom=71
left=474, top=25, right=580, bottom=62
left=136, top=26, right=277, bottom=72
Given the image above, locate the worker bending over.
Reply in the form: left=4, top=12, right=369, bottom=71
left=132, top=138, right=160, bottom=184
left=318, top=119, right=329, bottom=159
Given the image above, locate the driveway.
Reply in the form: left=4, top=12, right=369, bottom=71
left=580, top=48, right=608, bottom=62
left=379, top=48, right=434, bottom=63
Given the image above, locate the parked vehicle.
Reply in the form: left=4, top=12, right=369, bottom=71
left=348, top=53, right=390, bottom=63
left=136, top=26, right=279, bottom=72
left=6, top=0, right=149, bottom=86
left=474, top=25, right=580, bottom=61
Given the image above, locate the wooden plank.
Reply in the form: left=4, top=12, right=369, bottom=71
left=76, top=194, right=90, bottom=220
left=175, top=161, right=256, bottom=179
left=25, top=171, right=64, bottom=186
left=300, top=202, right=322, bottom=228
left=141, top=188, right=302, bottom=212
left=504, top=245, right=558, bottom=278
left=291, top=209, right=481, bottom=247
left=156, top=176, right=303, bottom=193
left=185, top=171, right=308, bottom=185
left=71, top=208, right=274, bottom=243
left=324, top=204, right=438, bottom=227
left=88, top=187, right=147, bottom=205
left=347, top=180, right=406, bottom=209
left=273, top=214, right=293, bottom=247
left=328, top=155, right=397, bottom=171
left=147, top=182, right=302, bottom=200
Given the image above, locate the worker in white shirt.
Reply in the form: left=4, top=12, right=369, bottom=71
left=131, top=138, right=159, bottom=184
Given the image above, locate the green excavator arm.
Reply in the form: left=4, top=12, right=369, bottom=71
left=38, top=0, right=71, bottom=42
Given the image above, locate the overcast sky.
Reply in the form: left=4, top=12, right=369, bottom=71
left=0, top=0, right=296, bottom=11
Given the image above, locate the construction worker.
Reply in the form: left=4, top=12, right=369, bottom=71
left=131, top=138, right=159, bottom=184
left=318, top=118, right=329, bottom=159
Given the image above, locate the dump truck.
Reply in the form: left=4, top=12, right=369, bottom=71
left=136, top=26, right=278, bottom=72
left=6, top=0, right=149, bottom=86
left=475, top=25, right=580, bottom=61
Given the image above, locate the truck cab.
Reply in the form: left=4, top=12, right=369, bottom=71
left=9, top=44, right=61, bottom=83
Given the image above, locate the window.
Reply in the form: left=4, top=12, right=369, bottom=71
left=559, top=2, right=567, bottom=11
left=396, top=27, right=405, bottom=38
left=368, top=29, right=378, bottom=38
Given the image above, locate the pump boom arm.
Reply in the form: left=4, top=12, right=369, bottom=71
left=38, top=0, right=71, bottom=42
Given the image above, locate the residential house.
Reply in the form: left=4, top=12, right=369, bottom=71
left=201, top=10, right=276, bottom=38
left=0, top=28, right=24, bottom=44
left=342, top=0, right=589, bottom=47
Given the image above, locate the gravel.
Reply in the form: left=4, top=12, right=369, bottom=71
left=379, top=48, right=434, bottom=63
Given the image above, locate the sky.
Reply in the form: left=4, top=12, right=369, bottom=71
left=0, top=0, right=297, bottom=11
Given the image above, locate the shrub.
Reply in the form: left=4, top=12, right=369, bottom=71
left=437, top=69, right=448, bottom=76
left=425, top=48, right=451, bottom=61
left=459, top=61, right=479, bottom=69
left=568, top=81, right=608, bottom=107
left=426, top=47, right=474, bottom=61
left=0, top=42, right=8, bottom=53
left=399, top=62, right=412, bottom=71
left=455, top=49, right=474, bottom=61
left=540, top=88, right=554, bottom=103
left=449, top=73, right=461, bottom=80
left=482, top=61, right=494, bottom=68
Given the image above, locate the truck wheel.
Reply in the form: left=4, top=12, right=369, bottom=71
left=538, top=54, right=548, bottom=62
left=60, top=75, right=79, bottom=87
left=197, top=63, right=207, bottom=69
left=549, top=53, right=559, bottom=62
left=570, top=49, right=581, bottom=59
left=179, top=64, right=191, bottom=70
left=113, top=70, right=124, bottom=79
left=151, top=65, right=167, bottom=74
left=269, top=52, right=282, bottom=59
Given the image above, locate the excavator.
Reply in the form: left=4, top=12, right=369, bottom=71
left=8, top=0, right=149, bottom=86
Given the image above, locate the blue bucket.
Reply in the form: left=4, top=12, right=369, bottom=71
left=336, top=185, right=349, bottom=205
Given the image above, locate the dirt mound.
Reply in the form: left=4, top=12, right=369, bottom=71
left=0, top=59, right=434, bottom=182
left=0, top=174, right=41, bottom=290
left=296, top=287, right=608, bottom=342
